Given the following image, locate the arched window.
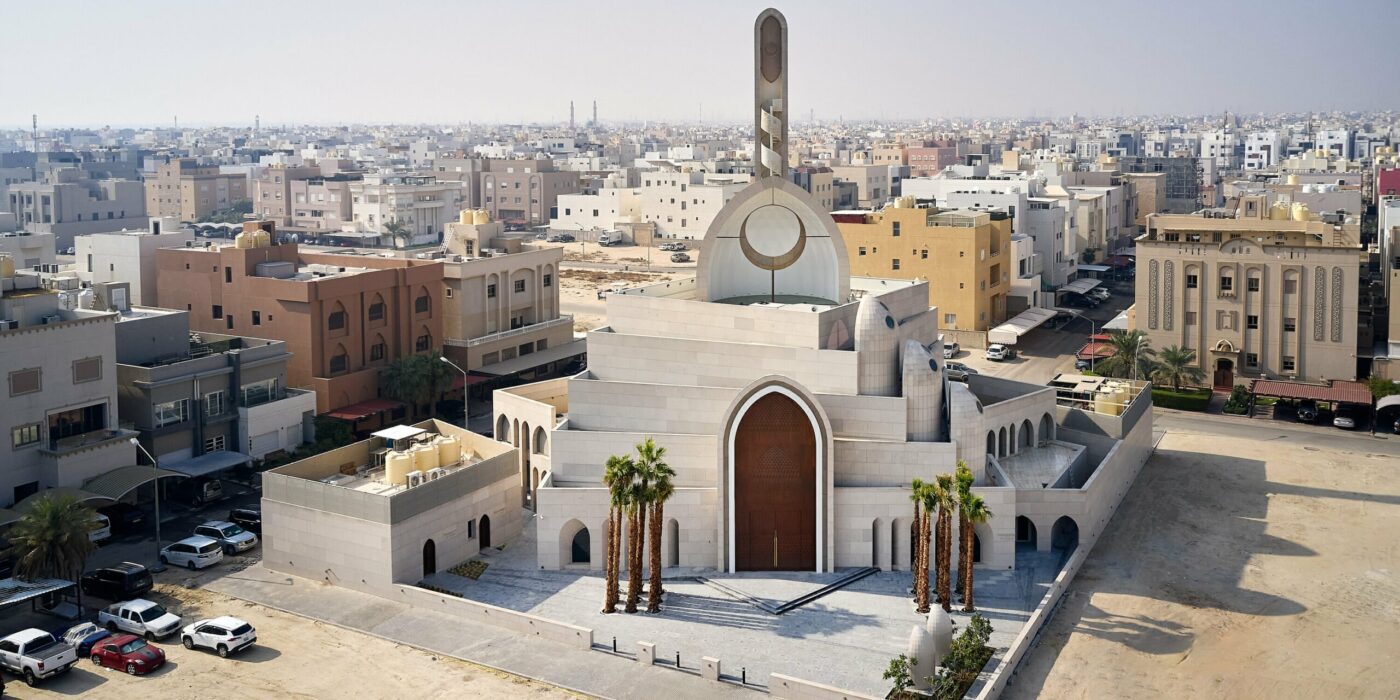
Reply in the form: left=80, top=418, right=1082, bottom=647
left=415, top=287, right=431, bottom=314
left=533, top=426, right=547, bottom=455
left=495, top=415, right=510, bottom=442
left=328, top=343, right=349, bottom=375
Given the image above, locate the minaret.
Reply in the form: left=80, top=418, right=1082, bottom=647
left=754, top=8, right=788, bottom=179
left=592, top=100, right=597, bottom=127
left=570, top=101, right=575, bottom=132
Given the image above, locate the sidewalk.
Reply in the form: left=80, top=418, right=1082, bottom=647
left=204, top=566, right=758, bottom=700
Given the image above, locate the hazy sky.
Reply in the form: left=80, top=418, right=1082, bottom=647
left=3, top=0, right=1398, bottom=128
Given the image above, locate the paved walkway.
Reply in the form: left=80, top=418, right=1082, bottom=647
left=204, top=566, right=757, bottom=700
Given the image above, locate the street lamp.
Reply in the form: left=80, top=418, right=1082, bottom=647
left=128, top=438, right=166, bottom=573
left=439, top=356, right=469, bottom=429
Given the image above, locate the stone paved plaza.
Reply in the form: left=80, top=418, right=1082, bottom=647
left=425, top=513, right=1066, bottom=695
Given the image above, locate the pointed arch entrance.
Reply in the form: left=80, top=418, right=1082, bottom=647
left=731, top=391, right=817, bottom=571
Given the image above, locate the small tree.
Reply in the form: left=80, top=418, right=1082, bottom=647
left=382, top=219, right=410, bottom=248
left=381, top=353, right=454, bottom=419
left=883, top=654, right=914, bottom=698
left=10, top=494, right=96, bottom=583
left=1152, top=345, right=1206, bottom=392
left=1366, top=375, right=1400, bottom=400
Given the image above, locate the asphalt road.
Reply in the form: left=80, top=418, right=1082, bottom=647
left=1155, top=407, right=1400, bottom=457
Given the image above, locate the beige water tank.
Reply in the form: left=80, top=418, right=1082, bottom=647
left=412, top=443, right=440, bottom=471
left=459, top=209, right=472, bottom=225
left=252, top=230, right=271, bottom=248
left=473, top=209, right=490, bottom=225
left=0, top=254, right=14, bottom=279
left=385, top=450, right=414, bottom=485
left=1286, top=174, right=1299, bottom=186
left=436, top=435, right=462, bottom=465
left=1291, top=202, right=1310, bottom=221
left=1094, top=388, right=1126, bottom=416
left=233, top=232, right=253, bottom=249
left=1269, top=202, right=1290, bottom=220
left=893, top=195, right=915, bottom=209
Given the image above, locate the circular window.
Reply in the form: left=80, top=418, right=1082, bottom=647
left=927, top=359, right=939, bottom=373
left=884, top=315, right=895, bottom=329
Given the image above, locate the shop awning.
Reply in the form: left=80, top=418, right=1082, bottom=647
left=1249, top=379, right=1373, bottom=405
left=988, top=308, right=1058, bottom=345
left=160, top=451, right=252, bottom=478
left=1076, top=264, right=1112, bottom=273
left=451, top=373, right=494, bottom=390
left=372, top=425, right=426, bottom=442
left=13, top=487, right=113, bottom=512
left=83, top=465, right=187, bottom=501
left=476, top=338, right=587, bottom=377
left=1058, top=278, right=1103, bottom=295
left=325, top=398, right=405, bottom=422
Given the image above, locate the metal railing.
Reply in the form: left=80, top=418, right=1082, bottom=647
left=454, top=315, right=573, bottom=348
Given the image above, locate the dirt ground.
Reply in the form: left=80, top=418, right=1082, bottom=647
left=558, top=267, right=681, bottom=331
left=1006, top=430, right=1400, bottom=699
left=533, top=239, right=700, bottom=270
left=17, top=583, right=575, bottom=700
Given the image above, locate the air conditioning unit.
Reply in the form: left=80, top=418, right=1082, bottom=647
left=406, top=470, right=425, bottom=488
left=41, top=314, right=61, bottom=325
left=0, top=320, right=16, bottom=330
left=427, top=467, right=446, bottom=481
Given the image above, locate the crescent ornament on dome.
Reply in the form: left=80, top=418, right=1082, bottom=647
left=739, top=204, right=806, bottom=271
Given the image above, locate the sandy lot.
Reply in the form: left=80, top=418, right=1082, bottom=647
left=534, top=239, right=700, bottom=270
left=19, top=583, right=575, bottom=700
left=559, top=268, right=682, bottom=331
left=1006, top=430, right=1400, bottom=699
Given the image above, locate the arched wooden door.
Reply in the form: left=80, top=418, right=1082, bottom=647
left=734, top=392, right=816, bottom=571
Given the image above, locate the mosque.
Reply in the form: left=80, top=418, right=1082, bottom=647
left=493, top=9, right=1153, bottom=575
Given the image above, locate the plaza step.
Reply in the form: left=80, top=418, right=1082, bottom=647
left=698, top=567, right=879, bottom=615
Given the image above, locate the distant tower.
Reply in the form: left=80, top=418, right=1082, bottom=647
left=592, top=100, right=597, bottom=127
left=31, top=114, right=37, bottom=147
left=754, top=8, right=788, bottom=179
left=255, top=114, right=260, bottom=136
left=570, top=101, right=575, bottom=132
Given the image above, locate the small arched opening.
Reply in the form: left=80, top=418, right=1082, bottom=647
left=1039, top=413, right=1054, bottom=445
left=533, top=426, right=547, bottom=455
left=1020, top=419, right=1034, bottom=449
left=559, top=519, right=589, bottom=567
left=998, top=427, right=1008, bottom=457
left=1051, top=515, right=1080, bottom=554
left=986, top=431, right=996, bottom=458
left=665, top=519, right=680, bottom=569
left=479, top=514, right=492, bottom=549
left=422, top=539, right=437, bottom=577
left=495, top=415, right=510, bottom=442
left=972, top=533, right=982, bottom=564
left=1015, top=515, right=1037, bottom=550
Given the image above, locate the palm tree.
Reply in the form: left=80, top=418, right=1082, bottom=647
left=382, top=218, right=409, bottom=248
left=909, top=478, right=929, bottom=613
left=954, top=461, right=974, bottom=597
left=959, top=495, right=992, bottom=612
left=10, top=494, right=96, bottom=583
left=1094, top=330, right=1157, bottom=380
left=640, top=438, right=675, bottom=613
left=1152, top=345, right=1206, bottom=392
left=933, top=474, right=957, bottom=612
left=381, top=354, right=455, bottom=419
left=601, top=454, right=634, bottom=614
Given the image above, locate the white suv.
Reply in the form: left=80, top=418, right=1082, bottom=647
left=193, top=521, right=259, bottom=555
left=182, top=616, right=257, bottom=658
left=985, top=344, right=1016, bottom=361
left=160, top=536, right=225, bottom=570
left=89, top=514, right=111, bottom=545
left=943, top=342, right=960, bottom=359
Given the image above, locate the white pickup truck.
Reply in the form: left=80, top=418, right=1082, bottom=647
left=97, top=599, right=183, bottom=640
left=0, top=628, right=78, bottom=686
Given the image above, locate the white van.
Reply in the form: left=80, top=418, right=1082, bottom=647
left=89, top=514, right=112, bottom=545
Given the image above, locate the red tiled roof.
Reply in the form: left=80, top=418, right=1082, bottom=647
left=1249, top=380, right=1372, bottom=405
left=325, top=398, right=405, bottom=421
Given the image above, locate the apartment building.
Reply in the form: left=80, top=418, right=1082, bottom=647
left=1113, top=156, right=1201, bottom=213
left=637, top=171, right=746, bottom=239
left=1134, top=197, right=1362, bottom=387
left=0, top=230, right=56, bottom=270
left=836, top=202, right=1012, bottom=332
left=350, top=174, right=467, bottom=246
left=479, top=159, right=580, bottom=225
left=145, top=157, right=249, bottom=222
left=906, top=141, right=959, bottom=177
left=7, top=169, right=147, bottom=247
left=1245, top=131, right=1283, bottom=170
left=154, top=229, right=446, bottom=423
left=75, top=217, right=191, bottom=306
left=0, top=264, right=135, bottom=506
left=789, top=166, right=835, bottom=212
left=251, top=164, right=322, bottom=225
left=115, top=306, right=315, bottom=470
left=830, top=165, right=891, bottom=208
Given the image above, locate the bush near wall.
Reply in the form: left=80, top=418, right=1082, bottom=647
left=1151, top=387, right=1211, bottom=411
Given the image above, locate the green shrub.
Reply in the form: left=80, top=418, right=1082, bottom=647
left=925, top=613, right=996, bottom=700
left=1223, top=385, right=1250, bottom=414
left=1151, top=388, right=1211, bottom=411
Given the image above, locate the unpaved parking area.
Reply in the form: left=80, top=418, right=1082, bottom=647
left=559, top=268, right=680, bottom=331
left=1006, top=430, right=1400, bottom=699
left=17, top=583, right=574, bottom=700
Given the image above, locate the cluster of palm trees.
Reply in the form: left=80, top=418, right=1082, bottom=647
left=601, top=438, right=676, bottom=615
left=1096, top=330, right=1206, bottom=392
left=910, top=461, right=991, bottom=614
left=381, top=352, right=457, bottom=419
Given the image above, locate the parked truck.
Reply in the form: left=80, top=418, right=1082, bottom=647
left=0, top=628, right=78, bottom=686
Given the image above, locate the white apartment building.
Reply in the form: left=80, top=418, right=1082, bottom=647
left=1245, top=131, right=1283, bottom=170
left=1201, top=130, right=1241, bottom=170
left=350, top=174, right=467, bottom=246
left=1315, top=129, right=1353, bottom=160
left=0, top=231, right=55, bottom=270
left=75, top=217, right=192, bottom=306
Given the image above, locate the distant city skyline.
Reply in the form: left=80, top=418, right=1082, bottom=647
left=2, top=0, right=1398, bottom=129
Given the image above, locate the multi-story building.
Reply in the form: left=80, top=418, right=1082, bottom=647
left=1245, top=131, right=1283, bottom=170
left=1134, top=196, right=1362, bottom=387
left=830, top=165, right=891, bottom=208
left=836, top=202, right=1012, bottom=332
left=7, top=169, right=148, bottom=248
left=75, top=218, right=192, bottom=306
left=154, top=227, right=446, bottom=423
left=115, top=306, right=316, bottom=471
left=1113, top=156, right=1201, bottom=213
left=637, top=171, right=747, bottom=239
left=0, top=264, right=136, bottom=506
left=288, top=172, right=360, bottom=237
left=0, top=229, right=56, bottom=270
left=1315, top=129, right=1353, bottom=161
left=251, top=164, right=322, bottom=225
left=350, top=174, right=467, bottom=246
left=144, top=157, right=249, bottom=223
left=906, top=141, right=959, bottom=177
left=789, top=166, right=834, bottom=212
left=479, top=159, right=580, bottom=226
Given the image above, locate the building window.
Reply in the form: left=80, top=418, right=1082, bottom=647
left=445, top=288, right=454, bottom=299
left=892, top=222, right=901, bottom=237
left=1186, top=274, right=1198, bottom=289
left=415, top=294, right=430, bottom=313
left=72, top=357, right=102, bottom=384
left=892, top=259, right=901, bottom=271
left=251, top=310, right=261, bottom=326
left=329, top=354, right=348, bottom=374
left=544, top=274, right=553, bottom=287
left=11, top=423, right=41, bottom=449
left=921, top=249, right=928, bottom=259
left=204, top=434, right=225, bottom=453
left=212, top=305, right=223, bottom=319
left=487, top=283, right=497, bottom=298
left=370, top=342, right=386, bottom=362
left=1184, top=311, right=1197, bottom=325
left=858, top=246, right=866, bottom=256
left=241, top=378, right=277, bottom=406
left=225, top=267, right=232, bottom=284
left=368, top=302, right=385, bottom=321
left=8, top=368, right=40, bottom=397
left=514, top=280, right=526, bottom=293
left=1219, top=276, right=1233, bottom=291
left=154, top=399, right=189, bottom=428
left=1282, top=356, right=1296, bottom=372
left=328, top=311, right=346, bottom=330
left=204, top=390, right=225, bottom=417
left=1247, top=315, right=1259, bottom=329
left=1283, top=279, right=1297, bottom=294
left=416, top=334, right=431, bottom=352
left=1247, top=278, right=1260, bottom=292
left=943, top=313, right=957, bottom=326
left=1283, top=318, right=1296, bottom=332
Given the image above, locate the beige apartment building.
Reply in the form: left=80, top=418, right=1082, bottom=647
left=837, top=201, right=1012, bottom=332
left=251, top=161, right=362, bottom=237
left=1135, top=197, right=1362, bottom=387
left=830, top=164, right=891, bottom=208
left=479, top=159, right=580, bottom=226
left=145, top=157, right=249, bottom=222
left=350, top=174, right=467, bottom=246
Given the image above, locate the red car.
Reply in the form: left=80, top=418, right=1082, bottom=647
left=89, top=634, right=165, bottom=675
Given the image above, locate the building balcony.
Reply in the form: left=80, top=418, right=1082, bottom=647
left=447, top=315, right=574, bottom=349
left=41, top=427, right=139, bottom=457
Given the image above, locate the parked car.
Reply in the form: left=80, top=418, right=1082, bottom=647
left=1296, top=399, right=1319, bottom=423
left=81, top=562, right=154, bottom=601
left=1064, top=294, right=1099, bottom=308
left=98, top=599, right=182, bottom=640
left=89, top=513, right=112, bottom=545
left=227, top=507, right=262, bottom=535
left=547, top=233, right=575, bottom=243
left=89, top=634, right=165, bottom=676
left=533, top=233, right=548, bottom=240
left=0, top=629, right=78, bottom=686
left=1333, top=405, right=1364, bottom=430
left=60, top=622, right=111, bottom=657
left=193, top=520, right=259, bottom=556
left=944, top=362, right=977, bottom=382
left=98, top=503, right=147, bottom=535
left=985, top=344, right=1016, bottom=361
left=1087, top=287, right=1112, bottom=301
left=168, top=477, right=224, bottom=506
left=160, top=536, right=224, bottom=570
left=942, top=341, right=960, bottom=359
left=181, top=616, right=257, bottom=658
left=1075, top=358, right=1093, bottom=371
left=670, top=252, right=691, bottom=263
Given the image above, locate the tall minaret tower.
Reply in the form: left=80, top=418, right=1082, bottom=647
left=754, top=8, right=788, bottom=179
left=569, top=101, right=575, bottom=132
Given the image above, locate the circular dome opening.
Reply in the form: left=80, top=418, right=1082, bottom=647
left=884, top=315, right=895, bottom=329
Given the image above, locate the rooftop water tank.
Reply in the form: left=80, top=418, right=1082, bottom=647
left=473, top=209, right=490, bottom=225
left=412, top=442, right=440, bottom=472
left=252, top=230, right=271, bottom=248
left=1269, top=202, right=1290, bottom=220
left=436, top=435, right=462, bottom=465
left=1286, top=174, right=1299, bottom=186
left=459, top=209, right=472, bottom=225
left=385, top=450, right=414, bottom=485
left=1291, top=202, right=1310, bottom=222
left=234, top=232, right=253, bottom=249
left=0, top=254, right=13, bottom=279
